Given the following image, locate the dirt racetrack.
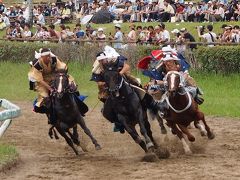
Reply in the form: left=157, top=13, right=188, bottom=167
left=1, top=101, right=240, bottom=180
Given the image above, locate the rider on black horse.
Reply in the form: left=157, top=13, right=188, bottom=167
left=91, top=46, right=165, bottom=133
left=28, top=48, right=88, bottom=124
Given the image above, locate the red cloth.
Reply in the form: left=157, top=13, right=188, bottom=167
left=137, top=50, right=163, bottom=69
left=137, top=56, right=152, bottom=69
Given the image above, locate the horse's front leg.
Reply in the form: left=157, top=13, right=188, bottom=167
left=117, top=114, right=148, bottom=153
left=142, top=110, right=158, bottom=147
left=178, top=124, right=195, bottom=142
left=66, top=125, right=80, bottom=146
left=137, top=108, right=154, bottom=151
left=54, top=124, right=79, bottom=155
left=48, top=126, right=59, bottom=139
left=77, top=116, right=101, bottom=150
left=169, top=121, right=192, bottom=155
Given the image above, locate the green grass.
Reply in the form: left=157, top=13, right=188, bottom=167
left=0, top=143, right=18, bottom=166
left=0, top=62, right=240, bottom=117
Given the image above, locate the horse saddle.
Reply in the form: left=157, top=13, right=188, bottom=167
left=73, top=94, right=89, bottom=116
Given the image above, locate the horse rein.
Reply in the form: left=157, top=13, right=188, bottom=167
left=165, top=89, right=192, bottom=113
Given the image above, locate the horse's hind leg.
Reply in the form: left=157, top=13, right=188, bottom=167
left=118, top=114, right=148, bottom=152
left=48, top=126, right=54, bottom=139
left=197, top=111, right=215, bottom=139
left=55, top=125, right=79, bottom=155
left=67, top=126, right=80, bottom=146
left=77, top=116, right=101, bottom=150
left=156, top=114, right=167, bottom=134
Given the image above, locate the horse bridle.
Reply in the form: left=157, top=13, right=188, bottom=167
left=164, top=71, right=192, bottom=113
left=51, top=73, right=70, bottom=98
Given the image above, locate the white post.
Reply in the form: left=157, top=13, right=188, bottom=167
left=27, top=0, right=33, bottom=26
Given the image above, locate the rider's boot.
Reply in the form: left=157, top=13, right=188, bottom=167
left=195, top=87, right=204, bottom=105
left=73, top=91, right=89, bottom=116
left=34, top=105, right=56, bottom=124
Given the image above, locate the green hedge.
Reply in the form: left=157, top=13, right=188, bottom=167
left=195, top=46, right=240, bottom=74
left=1, top=41, right=240, bottom=74
left=0, top=41, right=154, bottom=67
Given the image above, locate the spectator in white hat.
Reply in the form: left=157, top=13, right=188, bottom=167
left=205, top=1, right=215, bottom=22
left=96, top=28, right=106, bottom=47
left=186, top=2, right=196, bottom=22
left=109, top=24, right=123, bottom=49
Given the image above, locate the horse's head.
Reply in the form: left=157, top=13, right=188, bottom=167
left=165, top=71, right=182, bottom=97
left=103, top=61, right=122, bottom=97
left=52, top=70, right=69, bottom=98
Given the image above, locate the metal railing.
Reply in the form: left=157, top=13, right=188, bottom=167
left=0, top=99, right=21, bottom=138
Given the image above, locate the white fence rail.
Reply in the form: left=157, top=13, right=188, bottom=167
left=0, top=99, right=21, bottom=138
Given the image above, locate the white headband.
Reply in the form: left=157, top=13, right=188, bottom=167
left=41, top=51, right=51, bottom=56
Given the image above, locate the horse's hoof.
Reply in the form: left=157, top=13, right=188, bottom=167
left=207, top=132, right=215, bottom=140
left=155, top=147, right=170, bottom=159
left=188, top=136, right=195, bottom=142
left=161, top=127, right=167, bottom=134
left=185, top=150, right=193, bottom=155
left=200, top=131, right=207, bottom=136
left=95, top=145, right=102, bottom=150
left=142, top=153, right=158, bottom=162
left=73, top=139, right=80, bottom=146
left=146, top=142, right=154, bottom=150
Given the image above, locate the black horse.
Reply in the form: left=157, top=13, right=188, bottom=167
left=102, top=63, right=159, bottom=153
left=49, top=71, right=101, bottom=155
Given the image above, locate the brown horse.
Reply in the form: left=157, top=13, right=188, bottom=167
left=163, top=71, right=215, bottom=154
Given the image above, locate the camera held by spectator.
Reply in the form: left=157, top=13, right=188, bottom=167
left=196, top=26, right=205, bottom=35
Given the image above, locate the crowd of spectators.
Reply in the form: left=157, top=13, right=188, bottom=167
left=0, top=0, right=240, bottom=28
left=0, top=0, right=239, bottom=49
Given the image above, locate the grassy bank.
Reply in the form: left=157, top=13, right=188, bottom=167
left=0, top=62, right=239, bottom=117
left=0, top=143, right=18, bottom=168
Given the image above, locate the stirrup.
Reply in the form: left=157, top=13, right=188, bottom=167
left=197, top=87, right=204, bottom=95
left=195, top=96, right=204, bottom=105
